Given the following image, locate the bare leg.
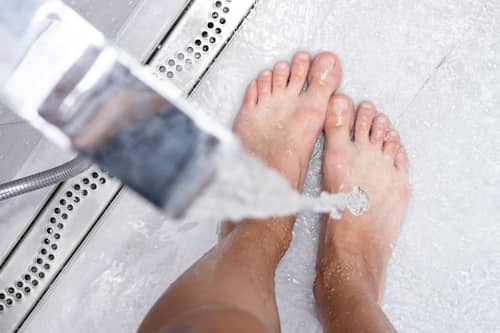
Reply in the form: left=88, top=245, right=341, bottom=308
left=139, top=51, right=342, bottom=333
left=314, top=95, right=410, bottom=332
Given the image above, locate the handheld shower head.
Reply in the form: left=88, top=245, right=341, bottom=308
left=0, top=0, right=238, bottom=218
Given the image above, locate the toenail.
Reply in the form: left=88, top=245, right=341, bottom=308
left=332, top=98, right=348, bottom=126
left=317, top=57, right=336, bottom=83
left=319, top=55, right=336, bottom=70
left=375, top=116, right=389, bottom=125
left=261, top=70, right=272, bottom=77
left=359, top=122, right=370, bottom=129
left=375, top=129, right=386, bottom=140
left=296, top=52, right=310, bottom=60
left=357, top=115, right=371, bottom=128
left=276, top=62, right=288, bottom=70
left=333, top=97, right=349, bottom=111
left=359, top=102, right=375, bottom=109
left=385, top=130, right=398, bottom=141
left=295, top=66, right=307, bottom=76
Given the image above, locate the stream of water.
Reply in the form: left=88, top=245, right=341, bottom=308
left=183, top=147, right=369, bottom=222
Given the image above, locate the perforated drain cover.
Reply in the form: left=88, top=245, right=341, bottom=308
left=0, top=0, right=257, bottom=331
left=149, top=0, right=257, bottom=95
left=0, top=168, right=120, bottom=332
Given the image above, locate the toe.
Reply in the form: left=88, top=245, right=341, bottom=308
left=242, top=80, right=258, bottom=109
left=306, top=52, right=342, bottom=99
left=354, top=102, right=377, bottom=145
left=383, top=129, right=401, bottom=160
left=288, top=51, right=311, bottom=93
left=395, top=147, right=409, bottom=172
left=233, top=81, right=257, bottom=133
left=370, top=114, right=391, bottom=149
left=325, top=94, right=355, bottom=148
left=272, top=61, right=290, bottom=92
left=257, top=70, right=272, bottom=103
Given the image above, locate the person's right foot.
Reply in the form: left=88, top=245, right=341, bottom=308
left=314, top=95, right=410, bottom=319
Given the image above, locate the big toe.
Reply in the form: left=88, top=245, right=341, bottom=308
left=306, top=52, right=342, bottom=100
left=325, top=94, right=355, bottom=148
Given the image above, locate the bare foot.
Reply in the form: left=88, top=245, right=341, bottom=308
left=234, top=51, right=342, bottom=191
left=227, top=51, right=342, bottom=246
left=211, top=51, right=342, bottom=332
left=314, top=95, right=410, bottom=331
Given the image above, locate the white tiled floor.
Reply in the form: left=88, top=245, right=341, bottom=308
left=189, top=1, right=500, bottom=332
left=5, top=0, right=500, bottom=332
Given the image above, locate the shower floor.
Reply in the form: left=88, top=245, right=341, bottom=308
left=2, top=0, right=499, bottom=332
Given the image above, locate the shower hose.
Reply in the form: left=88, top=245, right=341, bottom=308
left=0, top=157, right=92, bottom=201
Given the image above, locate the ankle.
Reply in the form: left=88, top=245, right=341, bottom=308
left=236, top=217, right=294, bottom=258
left=314, top=247, right=381, bottom=305
left=318, top=214, right=393, bottom=300
left=313, top=282, right=396, bottom=333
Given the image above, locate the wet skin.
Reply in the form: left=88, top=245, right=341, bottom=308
left=139, top=52, right=409, bottom=333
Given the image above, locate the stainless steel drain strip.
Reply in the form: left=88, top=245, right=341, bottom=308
left=0, top=167, right=120, bottom=332
left=0, top=1, right=257, bottom=331
left=148, top=0, right=257, bottom=95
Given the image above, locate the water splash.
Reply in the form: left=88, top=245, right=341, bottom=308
left=183, top=148, right=369, bottom=222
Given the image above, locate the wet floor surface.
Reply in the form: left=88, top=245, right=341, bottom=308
left=193, top=1, right=500, bottom=331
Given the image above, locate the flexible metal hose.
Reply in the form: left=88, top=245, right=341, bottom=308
left=0, top=157, right=92, bottom=201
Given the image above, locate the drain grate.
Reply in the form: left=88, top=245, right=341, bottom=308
left=0, top=0, right=257, bottom=330
left=0, top=167, right=120, bottom=332
left=148, top=0, right=257, bottom=95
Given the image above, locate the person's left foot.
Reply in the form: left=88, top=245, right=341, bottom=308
left=222, top=52, right=342, bottom=244
left=234, top=51, right=342, bottom=191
